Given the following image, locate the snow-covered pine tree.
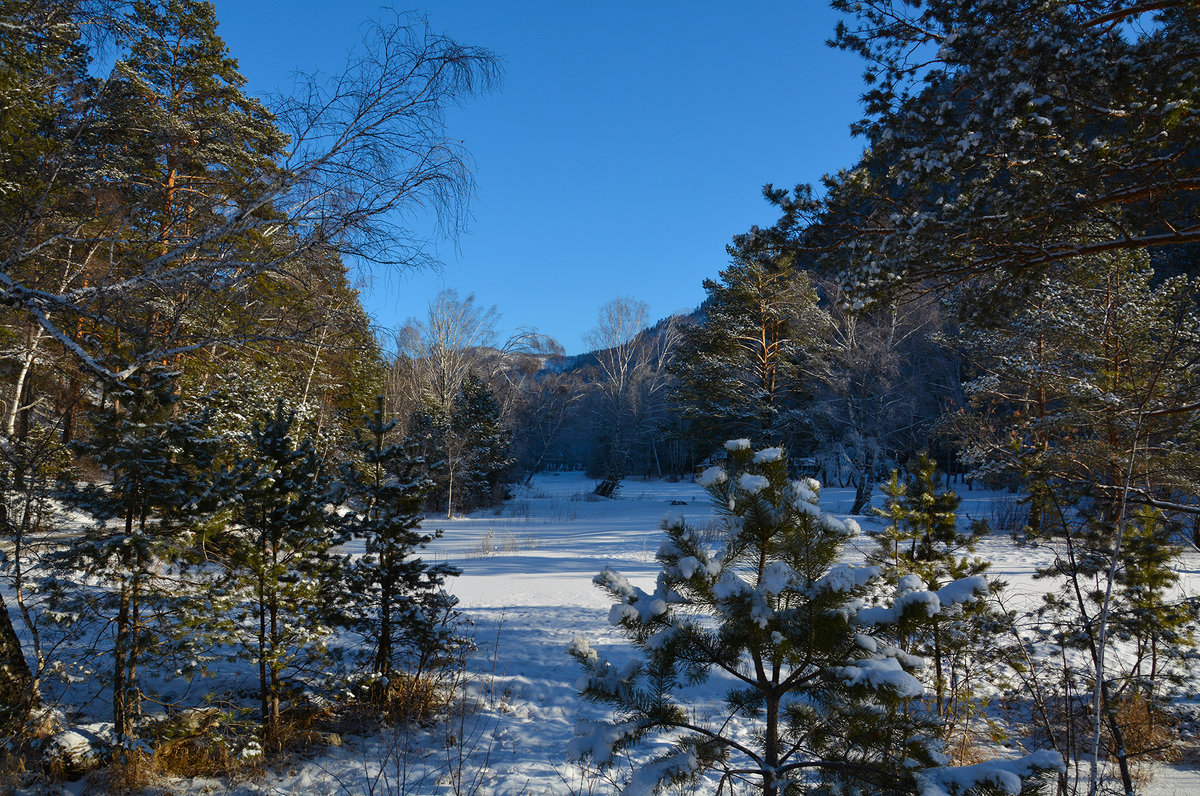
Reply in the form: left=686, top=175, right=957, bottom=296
left=451, top=372, right=513, bottom=512
left=223, top=400, right=340, bottom=751
left=56, top=368, right=218, bottom=748
left=339, top=397, right=461, bottom=708
left=868, top=455, right=996, bottom=739
left=569, top=441, right=1057, bottom=796
left=789, top=1, right=1200, bottom=300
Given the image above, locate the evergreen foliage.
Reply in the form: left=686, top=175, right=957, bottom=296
left=338, top=397, right=461, bottom=703
left=55, top=368, right=219, bottom=746
left=0, top=425, right=71, bottom=733
left=452, top=372, right=514, bottom=512
left=407, top=372, right=514, bottom=516
left=569, top=442, right=1048, bottom=796
left=869, top=455, right=996, bottom=732
left=221, top=400, right=340, bottom=751
left=670, top=249, right=827, bottom=455
left=950, top=252, right=1200, bottom=793
left=761, top=1, right=1200, bottom=301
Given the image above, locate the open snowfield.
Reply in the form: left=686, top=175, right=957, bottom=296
left=23, top=471, right=1200, bottom=795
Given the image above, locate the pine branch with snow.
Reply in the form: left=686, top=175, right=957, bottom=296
left=569, top=442, right=1060, bottom=796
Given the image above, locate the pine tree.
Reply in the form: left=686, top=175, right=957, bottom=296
left=669, top=249, right=827, bottom=456
left=569, top=441, right=1052, bottom=796
left=773, top=1, right=1200, bottom=299
left=97, top=0, right=288, bottom=359
left=868, top=455, right=994, bottom=733
left=223, top=400, right=340, bottom=751
left=952, top=253, right=1200, bottom=794
left=339, top=397, right=461, bottom=707
left=56, top=368, right=218, bottom=748
left=1117, top=507, right=1195, bottom=692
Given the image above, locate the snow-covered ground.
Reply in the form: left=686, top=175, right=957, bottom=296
left=24, top=471, right=1200, bottom=794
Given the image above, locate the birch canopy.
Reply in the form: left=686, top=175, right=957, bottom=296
left=0, top=3, right=498, bottom=379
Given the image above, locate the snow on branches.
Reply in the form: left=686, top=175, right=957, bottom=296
left=568, top=441, right=1059, bottom=796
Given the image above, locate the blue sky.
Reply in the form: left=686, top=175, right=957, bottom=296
left=211, top=2, right=868, bottom=355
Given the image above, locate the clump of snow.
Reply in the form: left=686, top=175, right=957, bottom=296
left=645, top=624, right=681, bottom=650
left=822, top=513, right=848, bottom=533
left=568, top=718, right=642, bottom=764
left=568, top=636, right=599, bottom=665
left=575, top=655, right=640, bottom=699
left=936, top=575, right=989, bottom=605
left=795, top=499, right=821, bottom=517
left=753, top=447, right=783, bottom=463
left=713, top=571, right=748, bottom=600
left=760, top=561, right=795, bottom=595
left=596, top=567, right=672, bottom=625
left=854, top=633, right=878, bottom=653
left=594, top=567, right=636, bottom=602
left=916, top=749, right=1064, bottom=796
left=790, top=479, right=818, bottom=505
left=625, top=750, right=702, bottom=796
left=676, top=556, right=702, bottom=579
left=46, top=730, right=98, bottom=768
left=814, top=563, right=878, bottom=594
left=238, top=739, right=263, bottom=760
left=857, top=589, right=940, bottom=626
left=696, top=466, right=727, bottom=487
left=857, top=575, right=989, bottom=627
left=837, top=656, right=925, bottom=698
left=724, top=438, right=751, bottom=451
left=737, top=473, right=770, bottom=494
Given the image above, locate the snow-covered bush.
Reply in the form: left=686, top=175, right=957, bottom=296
left=569, top=442, right=1060, bottom=796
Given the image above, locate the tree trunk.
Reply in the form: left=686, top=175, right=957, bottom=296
left=257, top=535, right=272, bottom=749
left=850, top=447, right=877, bottom=514
left=0, top=590, right=33, bottom=734
left=375, top=560, right=393, bottom=703
left=6, top=326, right=43, bottom=440
left=113, top=581, right=131, bottom=743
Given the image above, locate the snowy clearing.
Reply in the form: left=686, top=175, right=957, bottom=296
left=26, top=471, right=1200, bottom=795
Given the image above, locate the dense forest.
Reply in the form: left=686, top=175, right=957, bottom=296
left=2, top=1, right=1199, bottom=794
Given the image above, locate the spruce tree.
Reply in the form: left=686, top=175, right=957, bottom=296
left=339, top=397, right=461, bottom=707
left=406, top=401, right=451, bottom=515
left=451, top=372, right=513, bottom=512
left=569, top=441, right=1054, bottom=796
